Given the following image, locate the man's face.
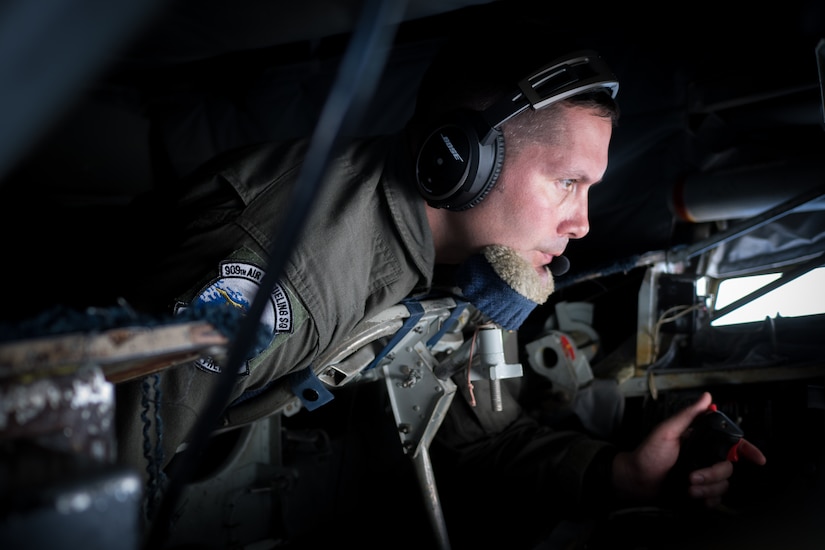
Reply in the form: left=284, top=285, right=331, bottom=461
left=442, top=104, right=613, bottom=285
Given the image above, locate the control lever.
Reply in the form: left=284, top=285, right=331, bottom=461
left=666, top=402, right=745, bottom=504
left=679, top=403, right=744, bottom=471
left=475, top=326, right=523, bottom=412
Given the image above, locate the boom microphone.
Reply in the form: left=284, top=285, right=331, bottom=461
left=549, top=255, right=570, bottom=276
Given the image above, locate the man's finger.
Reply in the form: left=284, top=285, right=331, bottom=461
left=738, top=438, right=767, bottom=466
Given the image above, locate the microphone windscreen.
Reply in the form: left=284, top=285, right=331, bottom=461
left=549, top=255, right=570, bottom=276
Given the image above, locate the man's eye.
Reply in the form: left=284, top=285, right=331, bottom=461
left=560, top=179, right=576, bottom=190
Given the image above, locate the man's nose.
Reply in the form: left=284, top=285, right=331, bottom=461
left=565, top=201, right=590, bottom=239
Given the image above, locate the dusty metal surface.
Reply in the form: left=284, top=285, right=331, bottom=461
left=0, top=321, right=228, bottom=383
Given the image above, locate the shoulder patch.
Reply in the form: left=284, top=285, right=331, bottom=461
left=177, top=260, right=294, bottom=375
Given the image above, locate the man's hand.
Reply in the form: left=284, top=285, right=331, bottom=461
left=684, top=432, right=766, bottom=507
left=612, top=392, right=767, bottom=506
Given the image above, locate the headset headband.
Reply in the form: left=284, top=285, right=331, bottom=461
left=478, top=50, right=619, bottom=143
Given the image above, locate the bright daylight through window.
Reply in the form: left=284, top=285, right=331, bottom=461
left=711, top=267, right=825, bottom=326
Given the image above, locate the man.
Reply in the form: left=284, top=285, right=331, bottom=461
left=113, top=21, right=766, bottom=548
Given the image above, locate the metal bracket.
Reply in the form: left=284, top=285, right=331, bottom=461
left=379, top=300, right=462, bottom=550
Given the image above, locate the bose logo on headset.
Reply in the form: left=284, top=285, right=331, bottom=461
left=415, top=50, right=619, bottom=211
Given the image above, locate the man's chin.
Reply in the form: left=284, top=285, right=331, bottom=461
left=482, top=245, right=555, bottom=303
left=535, top=264, right=552, bottom=283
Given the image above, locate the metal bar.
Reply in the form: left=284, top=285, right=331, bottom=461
left=0, top=322, right=228, bottom=383
left=668, top=183, right=825, bottom=263
left=411, top=446, right=451, bottom=550
left=620, top=360, right=825, bottom=397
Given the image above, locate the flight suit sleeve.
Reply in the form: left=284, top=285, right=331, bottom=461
left=114, top=142, right=321, bottom=483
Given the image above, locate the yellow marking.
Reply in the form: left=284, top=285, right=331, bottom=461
left=215, top=287, right=245, bottom=310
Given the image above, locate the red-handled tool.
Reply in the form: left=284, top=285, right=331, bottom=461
left=664, top=402, right=747, bottom=505
left=679, top=403, right=745, bottom=470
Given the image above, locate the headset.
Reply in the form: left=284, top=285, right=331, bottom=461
left=415, top=50, right=619, bottom=211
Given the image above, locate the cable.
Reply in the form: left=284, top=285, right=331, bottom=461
left=142, top=1, right=408, bottom=546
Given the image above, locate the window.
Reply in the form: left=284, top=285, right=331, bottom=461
left=711, top=267, right=825, bottom=326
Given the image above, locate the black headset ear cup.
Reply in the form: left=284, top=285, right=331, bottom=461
left=455, top=132, right=504, bottom=211
left=415, top=110, right=504, bottom=211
